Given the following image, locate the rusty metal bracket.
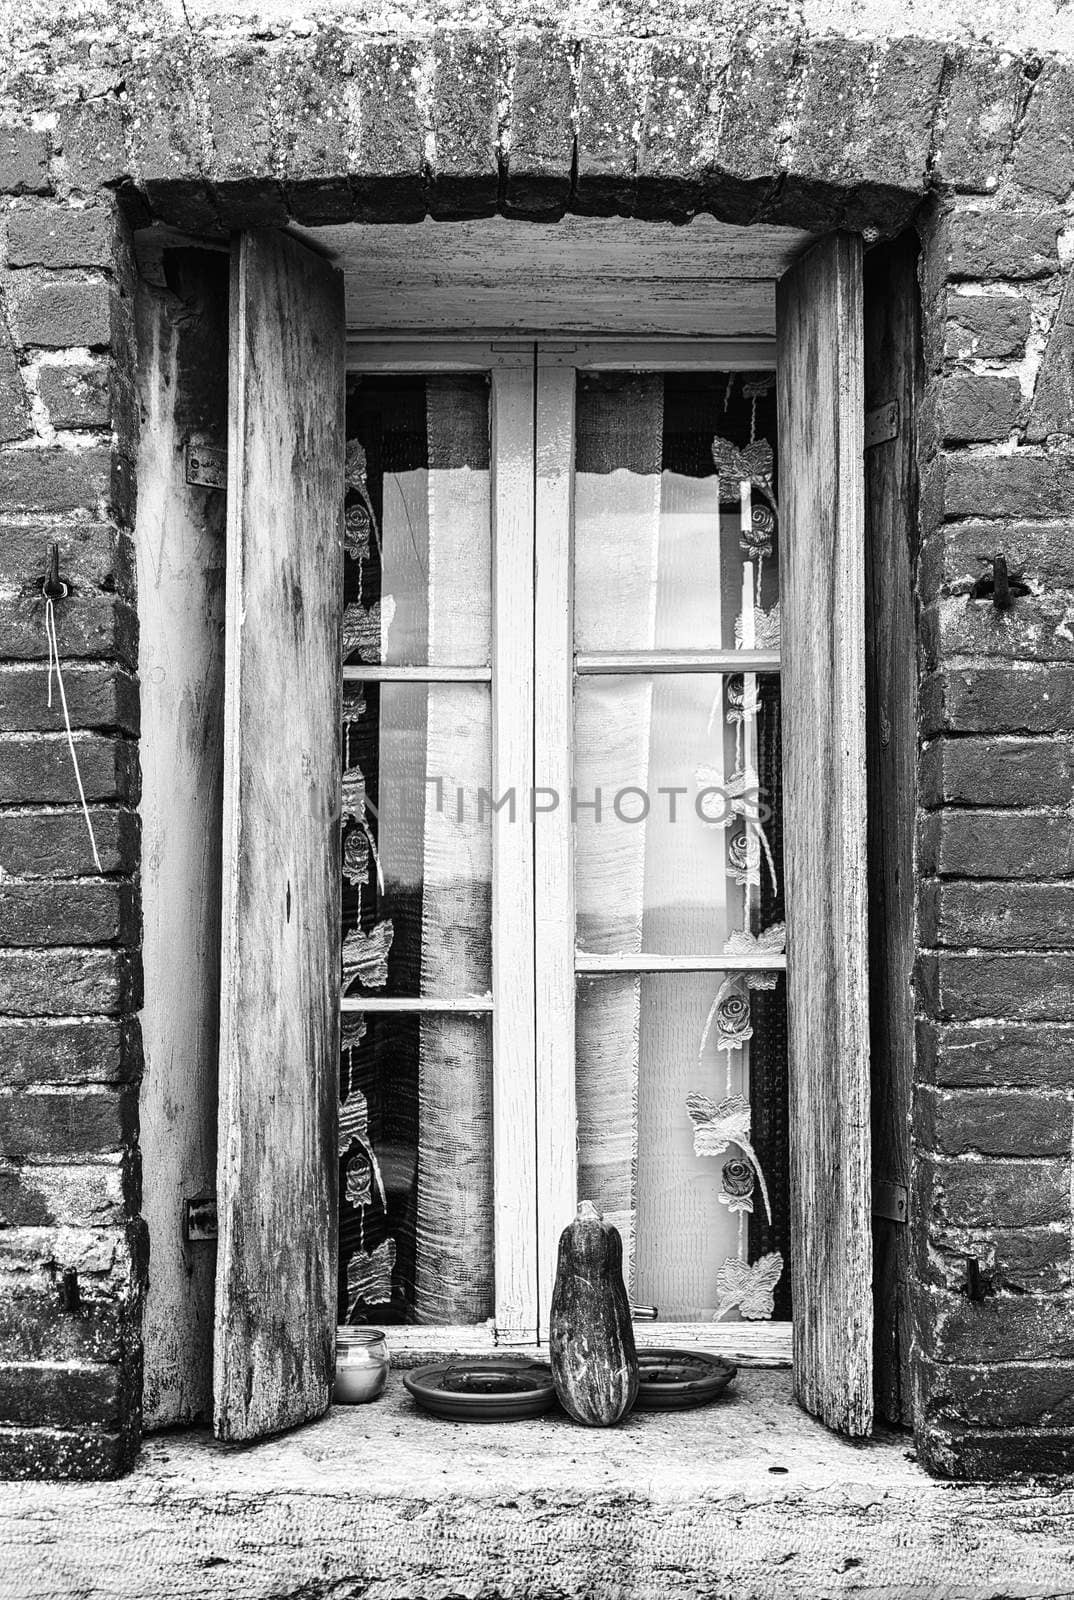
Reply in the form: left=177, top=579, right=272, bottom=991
left=872, top=1179, right=908, bottom=1224
left=184, top=1193, right=218, bottom=1242
left=185, top=441, right=227, bottom=491
left=864, top=400, right=899, bottom=449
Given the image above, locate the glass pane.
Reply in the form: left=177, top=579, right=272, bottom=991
left=342, top=682, right=491, bottom=999
left=338, top=1011, right=493, bottom=1326
left=573, top=673, right=783, bottom=958
left=573, top=371, right=779, bottom=654
left=576, top=972, right=789, bottom=1323
left=344, top=374, right=492, bottom=666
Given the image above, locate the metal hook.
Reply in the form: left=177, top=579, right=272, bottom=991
left=41, top=541, right=69, bottom=601
left=992, top=553, right=1010, bottom=611
left=964, top=1257, right=995, bottom=1303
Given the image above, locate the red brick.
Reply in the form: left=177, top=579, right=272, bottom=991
left=429, top=30, right=499, bottom=218
left=935, top=51, right=1023, bottom=194
left=920, top=737, right=1074, bottom=809
left=10, top=278, right=111, bottom=350
left=945, top=295, right=1032, bottom=360
left=0, top=1421, right=134, bottom=1480
left=916, top=1085, right=1073, bottom=1158
left=575, top=38, right=642, bottom=215
left=0, top=1360, right=122, bottom=1427
left=0, top=665, right=137, bottom=734
left=6, top=206, right=113, bottom=270
left=919, top=1287, right=1074, bottom=1364
left=1012, top=61, right=1074, bottom=203
left=0, top=1162, right=129, bottom=1228
left=943, top=454, right=1074, bottom=519
left=0, top=594, right=136, bottom=666
left=0, top=948, right=138, bottom=1017
left=919, top=1153, right=1070, bottom=1228
left=505, top=33, right=574, bottom=219
left=0, top=882, right=137, bottom=948
left=0, top=522, right=130, bottom=596
left=637, top=39, right=725, bottom=219
left=1027, top=268, right=1074, bottom=442
left=0, top=447, right=111, bottom=515
left=0, top=735, right=137, bottom=805
left=35, top=361, right=110, bottom=429
left=0, top=810, right=137, bottom=879
left=0, top=1287, right=124, bottom=1363
left=940, top=374, right=1022, bottom=443
left=56, top=100, right=128, bottom=193
left=918, top=1219, right=1071, bottom=1296
left=918, top=1020, right=1074, bottom=1090
left=945, top=211, right=1061, bottom=281
left=922, top=666, right=1074, bottom=735
left=711, top=37, right=796, bottom=221
left=921, top=521, right=1074, bottom=598
left=350, top=39, right=427, bottom=221
left=0, top=129, right=49, bottom=196
left=925, top=882, right=1074, bottom=950
left=919, top=1421, right=1074, bottom=1479
left=0, top=1020, right=137, bottom=1088
left=920, top=811, right=1074, bottom=878
left=0, top=1087, right=135, bottom=1161
left=926, top=1362, right=1074, bottom=1429
left=921, top=950, right=1074, bottom=1022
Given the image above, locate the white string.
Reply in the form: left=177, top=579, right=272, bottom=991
left=44, top=597, right=102, bottom=873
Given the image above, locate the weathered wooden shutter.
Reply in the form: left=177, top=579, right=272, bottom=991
left=214, top=231, right=345, bottom=1442
left=776, top=233, right=872, bottom=1437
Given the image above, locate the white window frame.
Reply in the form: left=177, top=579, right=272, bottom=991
left=343, top=336, right=791, bottom=1368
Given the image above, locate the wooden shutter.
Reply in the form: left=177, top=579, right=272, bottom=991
left=214, top=231, right=345, bottom=1442
left=776, top=233, right=872, bottom=1438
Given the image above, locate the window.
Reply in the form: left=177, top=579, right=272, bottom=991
left=337, top=344, right=791, bottom=1347
left=212, top=228, right=873, bottom=1445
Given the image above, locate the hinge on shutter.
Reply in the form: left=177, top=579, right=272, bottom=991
left=185, top=441, right=228, bottom=490
left=872, top=1179, right=908, bottom=1224
left=864, top=400, right=899, bottom=449
left=184, top=1192, right=218, bottom=1242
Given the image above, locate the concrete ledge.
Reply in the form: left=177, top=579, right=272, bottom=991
left=2, top=1372, right=1073, bottom=1598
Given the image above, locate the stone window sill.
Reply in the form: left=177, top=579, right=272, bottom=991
left=7, top=1372, right=1074, bottom=1598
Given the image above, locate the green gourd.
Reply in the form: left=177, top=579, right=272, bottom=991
left=549, top=1200, right=639, bottom=1426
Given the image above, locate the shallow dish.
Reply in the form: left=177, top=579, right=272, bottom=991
left=403, top=1360, right=557, bottom=1421
left=634, top=1348, right=738, bottom=1410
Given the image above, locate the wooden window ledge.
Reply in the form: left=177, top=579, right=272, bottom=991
left=6, top=1372, right=1073, bottom=1596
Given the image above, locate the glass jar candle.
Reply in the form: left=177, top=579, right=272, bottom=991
left=334, top=1327, right=389, bottom=1404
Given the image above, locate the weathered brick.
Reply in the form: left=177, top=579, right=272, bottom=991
left=919, top=1420, right=1074, bottom=1479
left=919, top=1218, right=1072, bottom=1295
left=922, top=666, right=1074, bottom=735
left=205, top=50, right=277, bottom=184
left=0, top=1360, right=122, bottom=1427
left=0, top=313, right=29, bottom=445
left=935, top=51, right=1023, bottom=193
left=925, top=881, right=1074, bottom=951
left=0, top=521, right=128, bottom=595
left=0, top=1162, right=128, bottom=1227
left=924, top=593, right=1074, bottom=665
left=56, top=100, right=128, bottom=193
left=351, top=39, right=427, bottom=221
left=921, top=811, right=1074, bottom=879
left=1012, top=60, right=1074, bottom=203
left=919, top=1152, right=1070, bottom=1228
left=0, top=882, right=137, bottom=947
left=945, top=294, right=1032, bottom=360
left=128, top=53, right=207, bottom=188
left=429, top=30, right=498, bottom=218
left=0, top=128, right=49, bottom=196
left=921, top=521, right=1074, bottom=598
left=920, top=737, right=1074, bottom=809
left=36, top=360, right=110, bottom=429
left=940, top=373, right=1022, bottom=443
left=6, top=206, right=113, bottom=270
left=926, top=1362, right=1074, bottom=1430
left=0, top=594, right=135, bottom=666
left=921, top=950, right=1074, bottom=1022
left=772, top=35, right=870, bottom=229
left=9, top=277, right=111, bottom=351
left=0, top=447, right=110, bottom=515
left=1027, top=268, right=1074, bottom=442
left=0, top=1019, right=137, bottom=1088
left=919, top=1286, right=1074, bottom=1364
left=637, top=39, right=724, bottom=219
left=945, top=211, right=1061, bottom=281
left=0, top=810, right=138, bottom=879
left=0, top=1088, right=135, bottom=1161
left=277, top=33, right=358, bottom=222
left=505, top=33, right=574, bottom=219
left=0, top=1421, right=134, bottom=1480
left=0, top=665, right=137, bottom=734
left=916, top=1085, right=1073, bottom=1157
left=0, top=947, right=138, bottom=1017
left=943, top=454, right=1074, bottom=520
left=711, top=36, right=795, bottom=222
left=918, top=1019, right=1074, bottom=1089
left=574, top=38, right=641, bottom=215
left=0, top=1286, right=125, bottom=1363
left=0, top=735, right=137, bottom=806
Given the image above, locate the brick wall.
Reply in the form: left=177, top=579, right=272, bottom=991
left=0, top=150, right=145, bottom=1477
left=0, top=8, right=1072, bottom=1480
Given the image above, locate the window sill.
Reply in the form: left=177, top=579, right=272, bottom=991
left=7, top=1373, right=1073, bottom=1598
